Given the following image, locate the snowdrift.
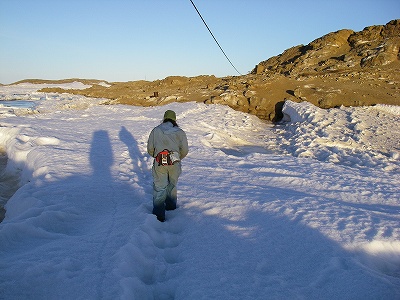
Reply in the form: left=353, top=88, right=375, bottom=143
left=0, top=84, right=399, bottom=299
left=281, top=100, right=400, bottom=170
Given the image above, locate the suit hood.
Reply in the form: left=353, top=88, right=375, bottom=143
left=158, top=122, right=180, bottom=134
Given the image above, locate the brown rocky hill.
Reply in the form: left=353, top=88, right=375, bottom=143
left=36, top=19, right=399, bottom=121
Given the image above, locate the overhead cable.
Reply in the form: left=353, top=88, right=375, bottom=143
left=190, top=0, right=242, bottom=76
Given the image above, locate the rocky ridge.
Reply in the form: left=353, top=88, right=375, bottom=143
left=25, top=19, right=400, bottom=121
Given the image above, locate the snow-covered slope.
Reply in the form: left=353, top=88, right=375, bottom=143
left=0, top=84, right=399, bottom=299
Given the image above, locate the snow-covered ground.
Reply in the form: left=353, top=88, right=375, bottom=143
left=0, top=83, right=399, bottom=299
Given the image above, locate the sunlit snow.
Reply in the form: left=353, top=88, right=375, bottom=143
left=0, top=83, right=399, bottom=299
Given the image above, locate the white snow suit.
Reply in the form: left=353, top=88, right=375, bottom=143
left=147, top=121, right=188, bottom=221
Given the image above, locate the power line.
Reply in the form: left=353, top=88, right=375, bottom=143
left=190, top=0, right=242, bottom=76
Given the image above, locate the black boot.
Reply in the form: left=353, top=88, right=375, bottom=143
left=157, top=215, right=165, bottom=222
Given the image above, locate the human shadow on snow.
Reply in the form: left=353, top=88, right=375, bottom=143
left=119, top=126, right=147, bottom=174
left=1, top=129, right=399, bottom=300
left=119, top=125, right=152, bottom=199
left=0, top=129, right=150, bottom=299
left=90, top=130, right=113, bottom=181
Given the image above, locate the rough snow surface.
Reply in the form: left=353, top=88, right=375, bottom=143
left=281, top=100, right=400, bottom=171
left=0, top=84, right=399, bottom=299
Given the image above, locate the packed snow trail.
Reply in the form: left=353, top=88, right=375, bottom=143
left=0, top=84, right=399, bottom=299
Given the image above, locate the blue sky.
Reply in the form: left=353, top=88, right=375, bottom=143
left=0, top=0, right=399, bottom=84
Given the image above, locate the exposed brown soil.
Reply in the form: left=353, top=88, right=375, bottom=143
left=15, top=19, right=400, bottom=121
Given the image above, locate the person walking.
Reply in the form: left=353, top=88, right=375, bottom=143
left=147, top=110, right=188, bottom=222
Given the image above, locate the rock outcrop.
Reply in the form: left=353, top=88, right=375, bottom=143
left=253, top=19, right=399, bottom=76
left=34, top=19, right=399, bottom=121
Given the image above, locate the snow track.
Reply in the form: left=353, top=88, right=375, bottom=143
left=116, top=212, right=185, bottom=299
left=0, top=85, right=399, bottom=299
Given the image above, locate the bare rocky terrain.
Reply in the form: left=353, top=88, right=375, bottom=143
left=17, top=19, right=400, bottom=121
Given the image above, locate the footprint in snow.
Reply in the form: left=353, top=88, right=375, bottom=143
left=115, top=211, right=184, bottom=298
left=142, top=214, right=184, bottom=250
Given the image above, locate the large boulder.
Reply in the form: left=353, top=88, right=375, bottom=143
left=253, top=19, right=399, bottom=76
